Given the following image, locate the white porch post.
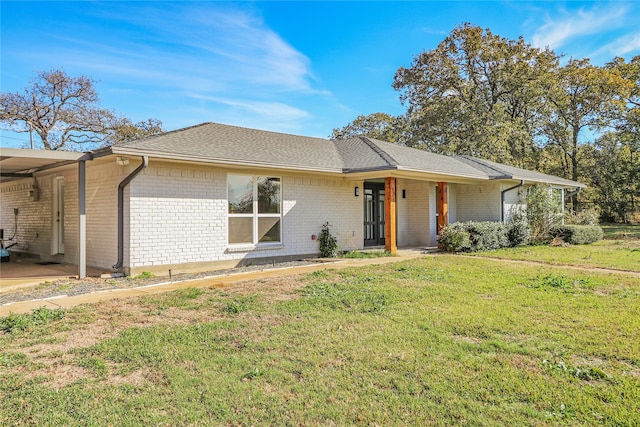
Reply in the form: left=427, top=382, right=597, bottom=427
left=78, top=160, right=86, bottom=278
left=561, top=187, right=565, bottom=225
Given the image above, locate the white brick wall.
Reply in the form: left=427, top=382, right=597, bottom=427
left=85, top=161, right=125, bottom=269
left=126, top=162, right=363, bottom=271
left=397, top=179, right=434, bottom=247
left=1, top=154, right=533, bottom=275
left=0, top=168, right=78, bottom=262
left=1, top=178, right=53, bottom=258
left=503, top=184, right=527, bottom=222
left=455, top=182, right=502, bottom=222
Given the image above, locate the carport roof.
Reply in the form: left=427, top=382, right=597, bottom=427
left=0, top=148, right=91, bottom=182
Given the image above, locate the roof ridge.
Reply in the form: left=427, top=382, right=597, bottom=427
left=357, top=137, right=398, bottom=168
left=115, top=122, right=212, bottom=147
left=456, top=155, right=511, bottom=179
left=206, top=121, right=330, bottom=142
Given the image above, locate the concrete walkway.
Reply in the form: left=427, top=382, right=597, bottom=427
left=1, top=249, right=429, bottom=315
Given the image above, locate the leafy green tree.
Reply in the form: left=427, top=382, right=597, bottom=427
left=392, top=23, right=557, bottom=167
left=584, top=134, right=638, bottom=222
left=333, top=26, right=639, bottom=221
left=330, top=112, right=409, bottom=144
left=539, top=59, right=631, bottom=192
left=0, top=69, right=162, bottom=150
left=584, top=55, right=640, bottom=222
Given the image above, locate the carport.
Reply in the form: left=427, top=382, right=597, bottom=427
left=0, top=148, right=92, bottom=279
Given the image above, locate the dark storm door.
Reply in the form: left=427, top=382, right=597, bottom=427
left=364, top=183, right=385, bottom=246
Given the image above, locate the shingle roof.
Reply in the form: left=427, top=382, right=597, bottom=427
left=360, top=138, right=491, bottom=179
left=112, top=122, right=345, bottom=172
left=455, top=155, right=587, bottom=187
left=109, top=122, right=584, bottom=187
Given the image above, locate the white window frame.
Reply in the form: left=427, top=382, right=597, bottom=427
left=227, top=174, right=282, bottom=247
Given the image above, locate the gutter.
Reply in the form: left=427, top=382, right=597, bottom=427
left=113, top=156, right=148, bottom=271
left=564, top=187, right=581, bottom=199
left=501, top=180, right=525, bottom=223
left=109, top=148, right=344, bottom=174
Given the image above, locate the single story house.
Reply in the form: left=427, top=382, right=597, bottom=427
left=0, top=122, right=584, bottom=277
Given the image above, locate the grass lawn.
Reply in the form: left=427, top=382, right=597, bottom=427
left=601, top=223, right=640, bottom=240
left=1, top=255, right=639, bottom=426
left=469, top=226, right=640, bottom=273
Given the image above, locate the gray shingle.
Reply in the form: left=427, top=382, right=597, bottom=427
left=110, top=122, right=584, bottom=187
left=456, top=155, right=586, bottom=187
left=361, top=138, right=492, bottom=179
left=114, top=122, right=345, bottom=172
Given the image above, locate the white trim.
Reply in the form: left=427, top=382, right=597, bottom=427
left=226, top=244, right=285, bottom=253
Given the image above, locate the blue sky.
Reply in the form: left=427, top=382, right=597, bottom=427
left=2, top=1, right=640, bottom=149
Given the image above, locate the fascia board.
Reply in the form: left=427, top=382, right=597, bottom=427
left=109, top=147, right=344, bottom=175
left=111, top=147, right=342, bottom=174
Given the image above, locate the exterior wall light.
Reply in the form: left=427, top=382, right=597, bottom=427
left=402, top=189, right=406, bottom=198
left=354, top=186, right=360, bottom=197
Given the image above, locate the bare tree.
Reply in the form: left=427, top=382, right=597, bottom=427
left=1, top=69, right=162, bottom=150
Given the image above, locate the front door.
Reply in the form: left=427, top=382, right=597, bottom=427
left=52, top=176, right=65, bottom=254
left=364, top=183, right=385, bottom=246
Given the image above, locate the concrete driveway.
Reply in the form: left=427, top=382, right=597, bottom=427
left=0, top=258, right=104, bottom=293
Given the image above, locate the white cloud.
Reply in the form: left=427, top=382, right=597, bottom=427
left=7, top=3, right=328, bottom=133
left=531, top=4, right=628, bottom=50
left=119, top=5, right=316, bottom=93
left=602, top=32, right=640, bottom=56
left=187, top=93, right=310, bottom=121
left=25, top=4, right=318, bottom=98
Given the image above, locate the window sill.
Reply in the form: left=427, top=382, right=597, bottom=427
left=226, top=244, right=285, bottom=254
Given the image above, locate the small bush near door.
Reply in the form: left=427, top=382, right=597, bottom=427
left=318, top=222, right=338, bottom=258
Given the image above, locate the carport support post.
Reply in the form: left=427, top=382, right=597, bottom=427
left=78, top=160, right=86, bottom=278
left=384, top=177, right=397, bottom=255
left=437, top=182, right=448, bottom=246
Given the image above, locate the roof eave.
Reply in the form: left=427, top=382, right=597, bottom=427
left=108, top=147, right=344, bottom=174
left=509, top=176, right=587, bottom=188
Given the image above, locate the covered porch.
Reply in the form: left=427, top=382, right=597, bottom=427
left=357, top=176, right=451, bottom=254
left=0, top=148, right=91, bottom=280
left=357, top=175, right=530, bottom=254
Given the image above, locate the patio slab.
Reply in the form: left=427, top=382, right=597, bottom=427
left=0, top=259, right=104, bottom=293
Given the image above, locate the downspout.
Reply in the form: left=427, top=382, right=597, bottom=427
left=564, top=187, right=581, bottom=200
left=113, top=156, right=148, bottom=271
left=563, top=187, right=581, bottom=220
left=501, top=180, right=525, bottom=223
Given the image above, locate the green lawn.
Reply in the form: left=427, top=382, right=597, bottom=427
left=1, top=255, right=639, bottom=426
left=601, top=223, right=640, bottom=240
left=469, top=225, right=640, bottom=272
left=470, top=239, right=640, bottom=272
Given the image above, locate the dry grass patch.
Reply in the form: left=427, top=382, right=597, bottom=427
left=0, top=256, right=638, bottom=426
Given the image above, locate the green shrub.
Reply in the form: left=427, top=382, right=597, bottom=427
left=438, top=224, right=471, bottom=252
left=551, top=225, right=604, bottom=245
left=507, top=220, right=530, bottom=246
left=466, top=221, right=509, bottom=251
left=438, top=221, right=510, bottom=252
left=439, top=221, right=519, bottom=252
left=526, top=184, right=563, bottom=243
left=318, top=222, right=338, bottom=258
